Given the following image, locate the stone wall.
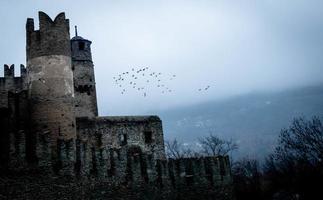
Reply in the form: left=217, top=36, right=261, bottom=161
left=26, top=11, right=77, bottom=167
left=0, top=64, right=27, bottom=108
left=0, top=113, right=233, bottom=199
left=74, top=116, right=232, bottom=195
left=72, top=59, right=98, bottom=118
left=0, top=64, right=28, bottom=168
left=0, top=95, right=28, bottom=169
left=26, top=12, right=71, bottom=59
left=76, top=116, right=166, bottom=161
left=71, top=33, right=98, bottom=118
left=0, top=153, right=232, bottom=199
left=0, top=159, right=233, bottom=199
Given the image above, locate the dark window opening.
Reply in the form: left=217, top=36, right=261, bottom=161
left=74, top=85, right=92, bottom=94
left=120, top=134, right=127, bottom=146
left=79, top=42, right=85, bottom=50
left=144, top=131, right=153, bottom=144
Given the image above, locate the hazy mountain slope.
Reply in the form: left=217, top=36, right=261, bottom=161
left=155, top=85, right=323, bottom=159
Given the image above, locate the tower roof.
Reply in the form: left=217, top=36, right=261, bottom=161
left=71, top=25, right=91, bottom=42
left=71, top=35, right=85, bottom=40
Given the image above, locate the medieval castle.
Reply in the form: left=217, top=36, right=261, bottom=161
left=0, top=12, right=232, bottom=199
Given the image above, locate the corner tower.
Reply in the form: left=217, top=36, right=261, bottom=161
left=26, top=12, right=76, bottom=167
left=71, top=27, right=98, bottom=118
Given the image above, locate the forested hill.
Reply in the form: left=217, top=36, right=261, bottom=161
left=155, top=84, right=323, bottom=160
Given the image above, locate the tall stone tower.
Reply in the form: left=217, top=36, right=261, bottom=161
left=26, top=12, right=76, bottom=169
left=71, top=27, right=98, bottom=118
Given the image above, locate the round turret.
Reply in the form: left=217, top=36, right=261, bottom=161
left=71, top=26, right=98, bottom=118
left=26, top=12, right=76, bottom=170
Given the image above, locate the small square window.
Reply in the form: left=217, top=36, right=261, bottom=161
left=144, top=131, right=153, bottom=144
left=79, top=42, right=85, bottom=50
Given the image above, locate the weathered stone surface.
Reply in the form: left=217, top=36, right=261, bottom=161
left=26, top=12, right=71, bottom=59
left=71, top=36, right=98, bottom=118
left=0, top=11, right=234, bottom=199
left=27, top=55, right=76, bottom=141
left=0, top=168, right=233, bottom=200
left=76, top=116, right=165, bottom=160
left=26, top=11, right=77, bottom=170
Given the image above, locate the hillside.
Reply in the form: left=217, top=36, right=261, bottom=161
left=155, top=85, right=323, bottom=160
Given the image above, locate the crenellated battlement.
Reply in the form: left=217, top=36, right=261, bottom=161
left=26, top=12, right=69, bottom=34
left=26, top=11, right=71, bottom=59
left=20, top=64, right=27, bottom=77
left=39, top=12, right=69, bottom=30
left=4, top=64, right=14, bottom=77
left=1, top=64, right=26, bottom=78
left=0, top=64, right=27, bottom=102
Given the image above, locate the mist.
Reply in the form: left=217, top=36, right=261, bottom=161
left=0, top=0, right=322, bottom=115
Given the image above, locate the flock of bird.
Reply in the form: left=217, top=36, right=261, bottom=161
left=113, top=66, right=211, bottom=97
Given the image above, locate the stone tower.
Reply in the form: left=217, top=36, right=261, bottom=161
left=71, top=27, right=98, bottom=118
left=26, top=12, right=76, bottom=168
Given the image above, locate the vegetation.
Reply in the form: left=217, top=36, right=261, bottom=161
left=165, top=139, right=196, bottom=159
left=165, top=134, right=237, bottom=159
left=165, top=116, right=323, bottom=200
left=233, top=116, right=323, bottom=200
left=199, top=134, right=238, bottom=156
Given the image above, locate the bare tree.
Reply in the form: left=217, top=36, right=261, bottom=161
left=198, top=134, right=238, bottom=156
left=277, top=116, right=323, bottom=164
left=165, top=139, right=198, bottom=159
left=263, top=116, right=323, bottom=200
left=165, top=139, right=182, bottom=159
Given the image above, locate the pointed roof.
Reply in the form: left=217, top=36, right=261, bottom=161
left=70, top=26, right=91, bottom=42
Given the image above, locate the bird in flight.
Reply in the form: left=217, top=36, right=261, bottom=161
left=112, top=66, right=186, bottom=97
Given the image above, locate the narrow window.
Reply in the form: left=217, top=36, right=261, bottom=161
left=120, top=134, right=127, bottom=146
left=144, top=131, right=153, bottom=144
left=79, top=42, right=85, bottom=50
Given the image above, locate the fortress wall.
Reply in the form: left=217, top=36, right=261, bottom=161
left=0, top=64, right=27, bottom=108
left=1, top=114, right=232, bottom=198
left=74, top=116, right=232, bottom=189
left=1, top=114, right=232, bottom=187
left=76, top=141, right=232, bottom=189
left=72, top=60, right=98, bottom=118
left=0, top=156, right=233, bottom=200
left=0, top=64, right=28, bottom=168
left=0, top=90, right=28, bottom=169
left=0, top=108, right=10, bottom=167
left=76, top=116, right=166, bottom=161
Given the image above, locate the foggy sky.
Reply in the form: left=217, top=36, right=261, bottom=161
left=1, top=0, right=322, bottom=115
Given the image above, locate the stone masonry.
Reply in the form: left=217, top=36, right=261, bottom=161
left=0, top=12, right=232, bottom=199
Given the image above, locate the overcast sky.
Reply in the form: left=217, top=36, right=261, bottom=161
left=0, top=0, right=322, bottom=115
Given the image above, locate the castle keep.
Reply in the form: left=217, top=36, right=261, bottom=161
left=0, top=12, right=232, bottom=199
